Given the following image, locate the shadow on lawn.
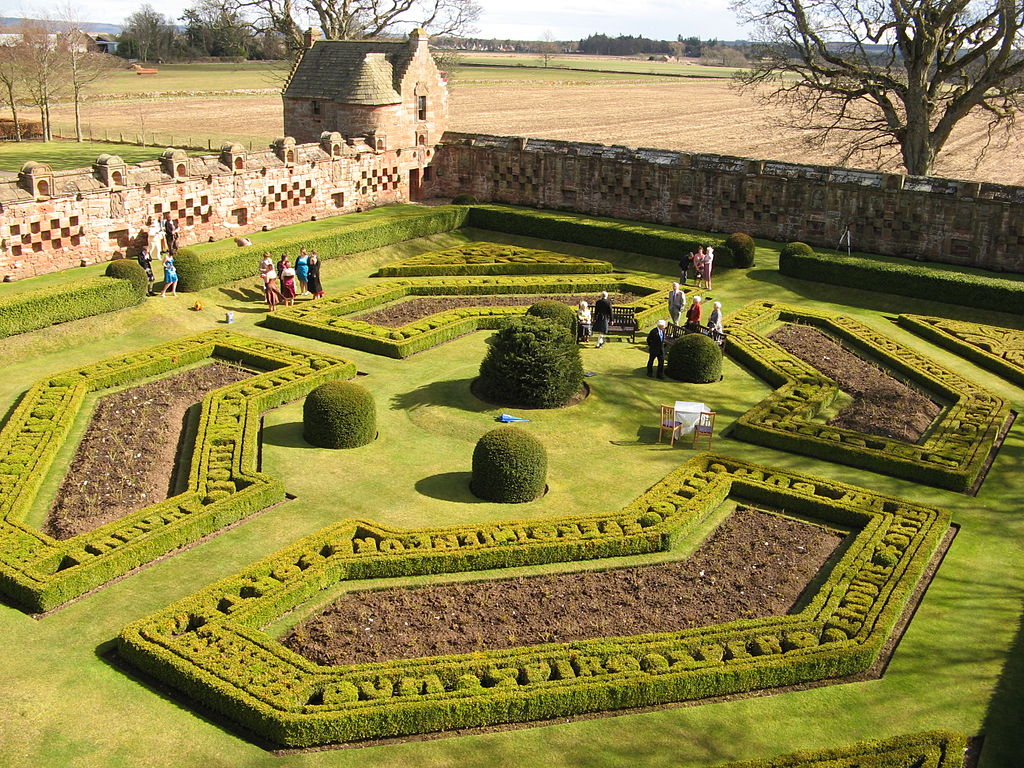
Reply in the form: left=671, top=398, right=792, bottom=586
left=260, top=421, right=309, bottom=449
left=415, top=471, right=486, bottom=503
left=391, top=377, right=493, bottom=413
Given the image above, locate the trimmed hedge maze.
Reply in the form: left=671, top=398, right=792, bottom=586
left=261, top=274, right=665, bottom=358
left=898, top=314, right=1024, bottom=388
left=727, top=302, right=1009, bottom=492
left=119, top=453, right=949, bottom=747
left=375, top=242, right=614, bottom=277
left=0, top=331, right=355, bottom=613
left=714, top=731, right=966, bottom=768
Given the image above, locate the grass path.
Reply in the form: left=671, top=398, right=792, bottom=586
left=0, top=228, right=1022, bottom=767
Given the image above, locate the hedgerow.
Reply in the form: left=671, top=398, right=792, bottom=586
left=0, top=330, right=355, bottom=612
left=118, top=453, right=948, bottom=747
left=0, top=274, right=145, bottom=340
left=261, top=274, right=665, bottom=358
left=779, top=246, right=1024, bottom=312
left=376, top=242, right=614, bottom=277
left=898, top=314, right=1024, bottom=388
left=726, top=301, right=1009, bottom=492
left=714, top=731, right=966, bottom=768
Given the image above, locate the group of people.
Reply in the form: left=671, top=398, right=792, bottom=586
left=646, top=284, right=725, bottom=379
left=259, top=248, right=324, bottom=311
left=576, top=291, right=614, bottom=347
left=679, top=246, right=714, bottom=290
left=137, top=212, right=181, bottom=297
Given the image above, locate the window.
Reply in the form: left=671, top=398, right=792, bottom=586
left=311, top=100, right=320, bottom=115
left=417, top=95, right=427, bottom=121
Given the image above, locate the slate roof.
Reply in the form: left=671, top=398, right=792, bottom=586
left=283, top=39, right=413, bottom=104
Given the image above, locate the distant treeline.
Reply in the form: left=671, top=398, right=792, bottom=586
left=577, top=35, right=719, bottom=57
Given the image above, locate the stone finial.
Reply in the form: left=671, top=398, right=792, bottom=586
left=304, top=27, right=322, bottom=48
left=94, top=154, right=127, bottom=188
left=272, top=136, right=298, bottom=165
left=19, top=161, right=53, bottom=198
left=160, top=148, right=189, bottom=180
left=220, top=142, right=247, bottom=172
left=320, top=131, right=344, bottom=157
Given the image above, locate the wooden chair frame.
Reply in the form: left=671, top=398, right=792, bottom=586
left=658, top=404, right=684, bottom=446
left=693, top=411, right=716, bottom=449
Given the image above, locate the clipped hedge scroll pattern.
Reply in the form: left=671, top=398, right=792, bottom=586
left=261, top=274, right=666, bottom=358
left=0, top=330, right=356, bottom=612
left=898, top=314, right=1024, bottom=388
left=713, top=730, right=966, bottom=768
left=119, top=453, right=949, bottom=747
left=375, top=242, right=614, bottom=277
left=727, top=301, right=1009, bottom=492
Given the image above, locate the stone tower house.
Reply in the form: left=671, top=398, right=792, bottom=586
left=282, top=28, right=448, bottom=150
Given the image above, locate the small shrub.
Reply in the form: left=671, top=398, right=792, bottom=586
left=104, top=258, right=148, bottom=297
left=451, top=193, right=478, bottom=205
left=525, top=299, right=577, bottom=337
left=666, top=333, right=722, bottom=383
left=470, top=426, right=547, bottom=502
left=780, top=241, right=814, bottom=259
left=477, top=316, right=583, bottom=408
left=302, top=380, right=376, bottom=449
left=725, top=233, right=756, bottom=268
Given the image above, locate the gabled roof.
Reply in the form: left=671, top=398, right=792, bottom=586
left=283, top=39, right=415, bottom=104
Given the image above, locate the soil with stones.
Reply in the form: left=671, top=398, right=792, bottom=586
left=769, top=324, right=942, bottom=443
left=353, top=293, right=640, bottom=328
left=282, top=507, right=845, bottom=666
left=44, top=363, right=252, bottom=540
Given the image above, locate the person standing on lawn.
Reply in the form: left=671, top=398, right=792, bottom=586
left=647, top=319, right=668, bottom=379
left=162, top=212, right=179, bottom=255
left=137, top=246, right=155, bottom=295
left=295, top=248, right=310, bottom=295
left=306, top=251, right=324, bottom=298
left=593, top=291, right=612, bottom=347
left=667, top=282, right=686, bottom=326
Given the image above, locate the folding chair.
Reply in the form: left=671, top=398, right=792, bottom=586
left=658, top=404, right=684, bottom=446
left=692, top=411, right=716, bottom=449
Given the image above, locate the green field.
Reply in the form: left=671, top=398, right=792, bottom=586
left=0, top=213, right=1022, bottom=767
left=0, top=140, right=203, bottom=172
left=455, top=53, right=743, bottom=78
left=87, top=61, right=288, bottom=96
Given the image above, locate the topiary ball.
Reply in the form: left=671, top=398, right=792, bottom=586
left=525, top=299, right=577, bottom=337
left=451, top=193, right=478, bottom=205
left=780, top=241, right=814, bottom=258
left=666, top=333, right=723, bottom=383
left=470, top=426, right=547, bottom=503
left=302, top=380, right=376, bottom=449
left=104, top=258, right=148, bottom=297
left=477, top=316, right=583, bottom=408
left=725, top=232, right=756, bottom=268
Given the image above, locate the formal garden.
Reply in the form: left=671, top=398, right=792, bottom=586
left=1, top=203, right=1022, bottom=768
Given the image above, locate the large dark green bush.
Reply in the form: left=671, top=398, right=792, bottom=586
left=667, top=333, right=723, bottom=383
left=526, top=299, right=577, bottom=337
left=477, top=316, right=583, bottom=408
left=302, top=380, right=376, bottom=449
left=780, top=241, right=814, bottom=259
left=104, top=258, right=149, bottom=297
left=451, top=193, right=479, bottom=204
left=470, top=426, right=547, bottom=502
left=725, top=233, right=756, bottom=268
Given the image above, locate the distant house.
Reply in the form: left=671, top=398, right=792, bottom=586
left=91, top=34, right=119, bottom=55
left=282, top=27, right=448, bottom=151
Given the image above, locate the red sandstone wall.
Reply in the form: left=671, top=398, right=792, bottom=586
left=426, top=132, right=1024, bottom=274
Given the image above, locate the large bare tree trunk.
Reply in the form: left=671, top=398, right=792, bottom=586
left=74, top=88, right=82, bottom=142
left=5, top=83, right=20, bottom=141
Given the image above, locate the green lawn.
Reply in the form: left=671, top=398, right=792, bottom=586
left=0, top=140, right=201, bottom=172
left=455, top=53, right=743, bottom=78
left=87, top=61, right=288, bottom=96
left=0, top=219, right=1022, bottom=767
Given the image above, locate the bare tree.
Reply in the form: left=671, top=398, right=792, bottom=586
left=0, top=43, right=27, bottom=140
left=19, top=22, right=67, bottom=141
left=122, top=4, right=178, bottom=63
left=539, top=30, right=559, bottom=68
left=55, top=8, right=118, bottom=142
left=233, top=0, right=481, bottom=55
left=733, top=0, right=1024, bottom=176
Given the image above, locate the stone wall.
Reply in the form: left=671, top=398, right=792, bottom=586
left=0, top=134, right=438, bottom=281
left=426, top=132, right=1024, bottom=273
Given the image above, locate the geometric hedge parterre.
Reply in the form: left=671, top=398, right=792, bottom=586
left=261, top=274, right=667, bottom=358
left=375, top=241, right=615, bottom=277
left=118, top=453, right=949, bottom=747
left=898, top=313, right=1024, bottom=388
left=727, top=301, right=1010, bottom=492
left=0, top=330, right=355, bottom=613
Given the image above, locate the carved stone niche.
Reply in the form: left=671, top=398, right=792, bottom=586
left=220, top=142, right=247, bottom=173
left=19, top=161, right=53, bottom=199
left=368, top=130, right=387, bottom=152
left=94, top=154, right=127, bottom=188
left=272, top=136, right=297, bottom=165
left=320, top=131, right=344, bottom=158
left=160, top=148, right=190, bottom=181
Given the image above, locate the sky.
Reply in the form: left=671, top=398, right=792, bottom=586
left=29, top=0, right=751, bottom=41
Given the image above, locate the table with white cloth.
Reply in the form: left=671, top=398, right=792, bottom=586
left=674, top=401, right=708, bottom=434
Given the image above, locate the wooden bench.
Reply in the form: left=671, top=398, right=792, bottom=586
left=666, top=322, right=727, bottom=349
left=606, top=305, right=638, bottom=342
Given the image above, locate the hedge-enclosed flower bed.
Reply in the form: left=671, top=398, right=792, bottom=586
left=898, top=314, right=1024, bottom=388
left=0, top=330, right=355, bottom=613
left=118, top=453, right=948, bottom=747
left=726, top=301, right=1009, bottom=492
left=375, top=242, right=614, bottom=277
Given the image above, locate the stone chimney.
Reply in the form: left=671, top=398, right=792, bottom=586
left=304, top=27, right=322, bottom=48
left=409, top=27, right=428, bottom=52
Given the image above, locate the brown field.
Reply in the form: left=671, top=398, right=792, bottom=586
left=49, top=79, right=1024, bottom=184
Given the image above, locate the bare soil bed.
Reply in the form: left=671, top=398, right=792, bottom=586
left=44, top=363, right=251, bottom=540
left=353, top=292, right=640, bottom=328
left=281, top=507, right=845, bottom=666
left=769, top=324, right=941, bottom=442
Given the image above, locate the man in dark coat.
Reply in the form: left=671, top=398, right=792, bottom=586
left=647, top=319, right=668, bottom=379
left=162, top=212, right=179, bottom=255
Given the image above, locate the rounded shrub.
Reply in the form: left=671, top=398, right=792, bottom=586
left=780, top=241, right=814, bottom=258
left=470, top=426, right=547, bottom=502
left=104, top=258, right=148, bottom=298
left=526, top=299, right=577, bottom=337
left=451, top=193, right=478, bottom=205
left=477, top=316, right=583, bottom=408
left=725, top=232, right=756, bottom=268
left=666, top=333, right=723, bottom=383
left=302, top=380, right=376, bottom=449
